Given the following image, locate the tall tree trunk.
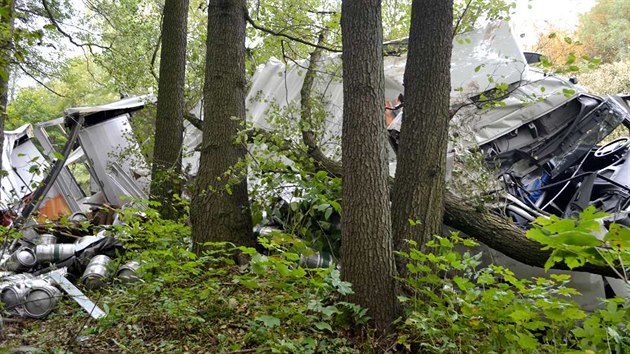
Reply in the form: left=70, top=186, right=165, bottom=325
left=0, top=0, right=15, bottom=173
left=150, top=0, right=189, bottom=220
left=391, top=0, right=453, bottom=267
left=191, top=0, right=254, bottom=254
left=340, top=0, right=399, bottom=331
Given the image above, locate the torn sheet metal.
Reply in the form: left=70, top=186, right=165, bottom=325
left=77, top=115, right=149, bottom=206
left=1, top=125, right=74, bottom=222
left=1, top=125, right=44, bottom=208
left=46, top=268, right=106, bottom=319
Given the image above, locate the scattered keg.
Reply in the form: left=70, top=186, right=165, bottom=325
left=81, top=255, right=112, bottom=289
left=36, top=234, right=57, bottom=245
left=116, top=260, right=142, bottom=283
left=299, top=252, right=334, bottom=269
left=35, top=244, right=76, bottom=263
left=0, top=282, right=29, bottom=311
left=23, top=283, right=62, bottom=319
left=2, top=248, right=37, bottom=272
left=1, top=279, right=51, bottom=314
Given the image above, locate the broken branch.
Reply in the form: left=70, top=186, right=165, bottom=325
left=244, top=11, right=341, bottom=53
left=15, top=61, right=67, bottom=97
left=41, top=0, right=110, bottom=52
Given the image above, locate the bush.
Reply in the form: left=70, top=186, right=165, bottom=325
left=397, top=233, right=630, bottom=353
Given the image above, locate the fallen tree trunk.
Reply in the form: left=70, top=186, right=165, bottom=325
left=443, top=191, right=622, bottom=278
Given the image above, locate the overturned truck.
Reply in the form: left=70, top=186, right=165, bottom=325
left=1, top=22, right=629, bottom=317
left=232, top=21, right=630, bottom=308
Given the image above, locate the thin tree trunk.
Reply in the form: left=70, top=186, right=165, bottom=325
left=0, top=0, right=15, bottom=173
left=191, top=0, right=254, bottom=254
left=340, top=0, right=399, bottom=331
left=391, top=0, right=453, bottom=269
left=150, top=0, right=189, bottom=220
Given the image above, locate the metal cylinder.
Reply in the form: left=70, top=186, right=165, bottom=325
left=23, top=284, right=62, bottom=319
left=299, top=252, right=334, bottom=269
left=0, top=279, right=50, bottom=314
left=35, top=244, right=76, bottom=263
left=1, top=247, right=37, bottom=272
left=81, top=255, right=112, bottom=289
left=116, top=260, right=142, bottom=283
left=36, top=234, right=57, bottom=245
left=1, top=282, right=29, bottom=311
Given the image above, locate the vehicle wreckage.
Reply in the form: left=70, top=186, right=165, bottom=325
left=1, top=21, right=629, bottom=319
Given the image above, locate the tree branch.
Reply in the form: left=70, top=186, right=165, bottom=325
left=453, top=0, right=474, bottom=36
left=244, top=11, right=341, bottom=53
left=184, top=111, right=203, bottom=130
left=41, top=0, right=110, bottom=52
left=15, top=61, right=67, bottom=97
left=149, top=12, right=163, bottom=83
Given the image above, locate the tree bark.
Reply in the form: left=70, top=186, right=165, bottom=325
left=150, top=0, right=189, bottom=220
left=391, top=0, right=453, bottom=268
left=0, top=0, right=15, bottom=173
left=191, top=0, right=254, bottom=254
left=443, top=191, right=623, bottom=278
left=340, top=0, right=400, bottom=331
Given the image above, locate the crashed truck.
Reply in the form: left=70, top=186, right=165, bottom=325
left=1, top=21, right=629, bottom=318
left=0, top=98, right=152, bottom=319
left=224, top=21, right=630, bottom=309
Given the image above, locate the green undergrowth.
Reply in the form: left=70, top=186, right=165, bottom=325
left=1, top=207, right=372, bottom=353
left=2, top=207, right=630, bottom=353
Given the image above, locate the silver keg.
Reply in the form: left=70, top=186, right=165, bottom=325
left=35, top=244, right=76, bottom=263
left=36, top=234, right=57, bottom=245
left=1, top=248, right=37, bottom=272
left=81, top=255, right=112, bottom=289
left=0, top=279, right=49, bottom=313
left=23, top=283, right=62, bottom=319
left=116, top=261, right=142, bottom=283
left=299, top=252, right=334, bottom=269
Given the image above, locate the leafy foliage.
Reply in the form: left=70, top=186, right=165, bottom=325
left=11, top=206, right=363, bottom=352
left=397, top=233, right=630, bottom=353
left=577, top=0, right=630, bottom=63
left=527, top=206, right=630, bottom=279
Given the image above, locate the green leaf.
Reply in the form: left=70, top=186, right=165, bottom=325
left=543, top=218, right=576, bottom=233
left=314, top=321, right=332, bottom=332
left=554, top=231, right=602, bottom=247
left=239, top=278, right=259, bottom=289
left=517, top=332, right=539, bottom=350
left=562, top=88, right=576, bottom=97
left=256, top=315, right=280, bottom=328
left=510, top=310, right=533, bottom=322
left=579, top=206, right=608, bottom=221
left=324, top=207, right=332, bottom=220
left=603, top=223, right=630, bottom=248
